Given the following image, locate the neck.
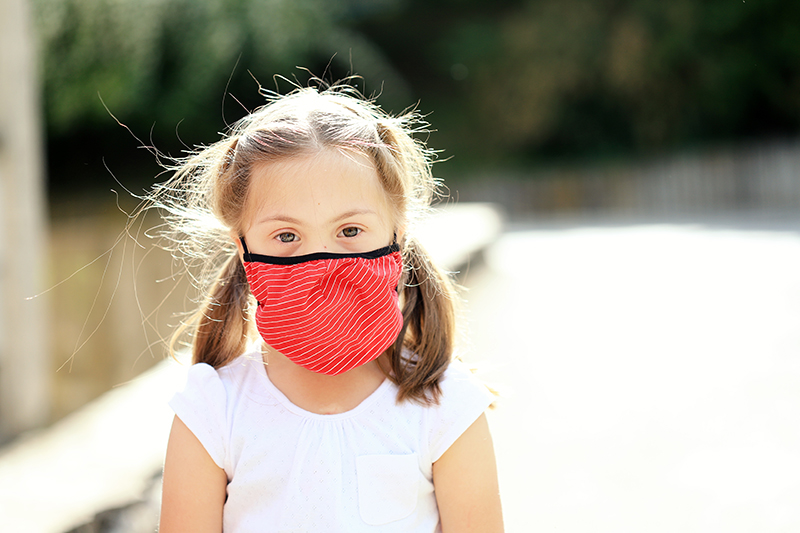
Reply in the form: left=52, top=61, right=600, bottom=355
left=263, top=345, right=388, bottom=415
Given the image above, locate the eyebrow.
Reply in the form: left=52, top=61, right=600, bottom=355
left=255, top=209, right=378, bottom=227
left=254, top=214, right=303, bottom=226
left=329, top=208, right=378, bottom=224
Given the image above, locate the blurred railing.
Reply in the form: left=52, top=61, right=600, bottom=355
left=37, top=136, right=800, bottom=427
left=456, top=138, right=800, bottom=217
left=35, top=135, right=800, bottom=429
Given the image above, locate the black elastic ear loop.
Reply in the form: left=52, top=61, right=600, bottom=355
left=239, top=237, right=252, bottom=261
left=390, top=259, right=409, bottom=365
left=238, top=237, right=260, bottom=305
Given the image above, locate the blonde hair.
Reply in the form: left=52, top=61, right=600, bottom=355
left=151, top=83, right=456, bottom=403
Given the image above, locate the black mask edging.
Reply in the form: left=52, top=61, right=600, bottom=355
left=240, top=236, right=400, bottom=265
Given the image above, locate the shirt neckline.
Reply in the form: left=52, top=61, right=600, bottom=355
left=245, top=350, right=394, bottom=420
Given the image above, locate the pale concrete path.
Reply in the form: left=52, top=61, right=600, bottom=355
left=461, top=212, right=800, bottom=532
left=0, top=203, right=503, bottom=533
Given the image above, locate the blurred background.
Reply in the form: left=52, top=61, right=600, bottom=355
left=2, top=0, right=800, bottom=531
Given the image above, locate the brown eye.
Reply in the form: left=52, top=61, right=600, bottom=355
left=278, top=232, right=297, bottom=243
left=341, top=227, right=360, bottom=238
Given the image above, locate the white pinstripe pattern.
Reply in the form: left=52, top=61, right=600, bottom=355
left=243, top=251, right=403, bottom=375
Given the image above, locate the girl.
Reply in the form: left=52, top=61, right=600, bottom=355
left=157, top=82, right=503, bottom=532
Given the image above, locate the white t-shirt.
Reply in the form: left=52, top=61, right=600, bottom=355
left=169, top=346, right=494, bottom=533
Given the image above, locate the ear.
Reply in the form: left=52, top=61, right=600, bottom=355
left=394, top=223, right=407, bottom=247
left=230, top=229, right=245, bottom=262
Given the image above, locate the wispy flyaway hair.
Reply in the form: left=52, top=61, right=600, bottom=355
left=148, top=81, right=456, bottom=403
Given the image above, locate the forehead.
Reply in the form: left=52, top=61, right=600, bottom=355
left=244, top=149, right=395, bottom=224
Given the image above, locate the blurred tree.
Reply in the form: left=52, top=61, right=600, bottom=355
left=34, top=0, right=800, bottom=192
left=355, top=0, right=800, bottom=167
left=33, top=0, right=408, bottom=195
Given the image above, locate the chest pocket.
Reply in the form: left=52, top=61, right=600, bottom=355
left=356, top=453, right=420, bottom=525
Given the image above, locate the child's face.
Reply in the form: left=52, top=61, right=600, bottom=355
left=237, top=148, right=397, bottom=257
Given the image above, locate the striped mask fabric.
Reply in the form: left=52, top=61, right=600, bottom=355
left=241, top=239, right=404, bottom=375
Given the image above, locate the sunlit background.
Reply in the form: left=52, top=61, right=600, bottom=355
left=1, top=0, right=800, bottom=531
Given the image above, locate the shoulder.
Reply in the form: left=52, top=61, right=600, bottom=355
left=438, top=359, right=495, bottom=406
left=425, top=359, right=495, bottom=462
left=168, top=346, right=265, bottom=467
left=175, top=349, right=263, bottom=402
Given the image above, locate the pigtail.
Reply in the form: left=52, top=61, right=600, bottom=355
left=388, top=238, right=457, bottom=404
left=180, top=253, right=253, bottom=368
left=368, top=115, right=459, bottom=404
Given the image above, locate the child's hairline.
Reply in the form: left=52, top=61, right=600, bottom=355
left=154, top=83, right=433, bottom=256
left=231, top=144, right=408, bottom=238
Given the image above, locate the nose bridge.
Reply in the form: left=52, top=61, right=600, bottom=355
left=303, top=224, right=333, bottom=254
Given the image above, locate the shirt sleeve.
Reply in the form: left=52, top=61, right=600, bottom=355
left=428, top=360, right=496, bottom=462
left=169, top=363, right=228, bottom=469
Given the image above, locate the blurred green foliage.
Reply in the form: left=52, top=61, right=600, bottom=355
left=356, top=0, right=800, bottom=165
left=34, top=0, right=800, bottom=194
left=35, top=0, right=400, bottom=136
left=34, top=0, right=406, bottom=196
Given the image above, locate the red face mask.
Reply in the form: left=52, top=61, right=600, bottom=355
left=241, top=239, right=404, bottom=375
